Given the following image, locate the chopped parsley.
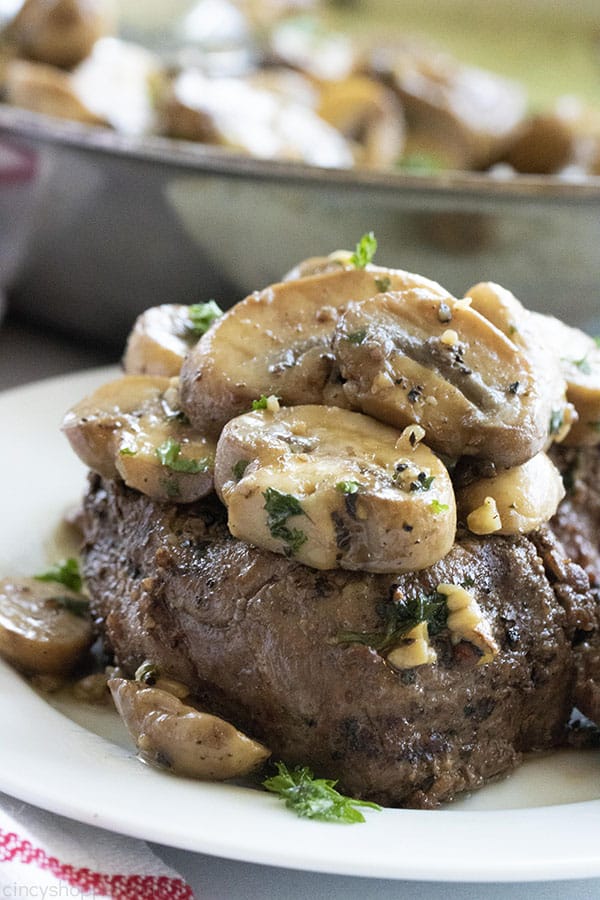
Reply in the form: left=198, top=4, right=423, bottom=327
left=233, top=459, right=250, bottom=480
left=252, top=395, right=275, bottom=411
left=35, top=558, right=82, bottom=592
left=349, top=232, right=377, bottom=269
left=336, top=480, right=360, bottom=495
left=336, top=590, right=448, bottom=654
left=119, top=445, right=137, bottom=456
left=549, top=409, right=564, bottom=436
left=409, top=473, right=435, bottom=492
left=345, top=329, right=367, bottom=345
left=374, top=275, right=391, bottom=293
left=262, top=762, right=380, bottom=823
left=187, top=300, right=223, bottom=336
left=263, top=487, right=307, bottom=556
left=50, top=595, right=89, bottom=617
left=430, top=499, right=449, bottom=514
left=156, top=438, right=211, bottom=474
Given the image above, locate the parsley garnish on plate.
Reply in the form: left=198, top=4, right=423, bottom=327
left=349, top=232, right=377, bottom=269
left=263, top=762, right=381, bottom=823
left=188, top=300, right=223, bottom=336
left=34, top=558, right=82, bottom=592
left=156, top=438, right=211, bottom=474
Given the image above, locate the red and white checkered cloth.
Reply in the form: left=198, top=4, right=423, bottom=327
left=0, top=792, right=194, bottom=899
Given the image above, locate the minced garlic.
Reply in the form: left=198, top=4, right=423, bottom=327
left=440, top=329, right=459, bottom=346
left=467, top=496, right=502, bottom=535
left=394, top=425, right=426, bottom=451
left=437, top=583, right=498, bottom=665
left=387, top=622, right=437, bottom=669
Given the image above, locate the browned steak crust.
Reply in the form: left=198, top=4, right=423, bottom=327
left=82, top=475, right=600, bottom=808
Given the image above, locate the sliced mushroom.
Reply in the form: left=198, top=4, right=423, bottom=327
left=215, top=405, right=456, bottom=573
left=3, top=58, right=106, bottom=124
left=180, top=266, right=450, bottom=435
left=62, top=375, right=216, bottom=502
left=2, top=0, right=112, bottom=69
left=4, top=37, right=164, bottom=135
left=163, top=69, right=353, bottom=168
left=333, top=288, right=556, bottom=466
left=70, top=37, right=165, bottom=136
left=268, top=15, right=357, bottom=83
left=527, top=311, right=600, bottom=448
left=384, top=42, right=527, bottom=170
left=109, top=678, right=270, bottom=780
left=504, top=99, right=600, bottom=175
left=317, top=75, right=405, bottom=168
left=465, top=281, right=573, bottom=444
left=123, top=304, right=200, bottom=377
left=0, top=577, right=92, bottom=675
left=456, top=452, right=565, bottom=535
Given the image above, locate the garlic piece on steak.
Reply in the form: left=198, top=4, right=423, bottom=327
left=0, top=577, right=92, bottom=675
left=215, top=404, right=456, bottom=573
left=180, top=266, right=450, bottom=435
left=333, top=288, right=558, bottom=467
left=458, top=452, right=565, bottom=536
left=62, top=375, right=216, bottom=503
left=109, top=678, right=270, bottom=780
left=437, top=583, right=498, bottom=665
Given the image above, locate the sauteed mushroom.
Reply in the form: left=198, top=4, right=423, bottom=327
left=215, top=405, right=455, bottom=572
left=109, top=678, right=270, bottom=780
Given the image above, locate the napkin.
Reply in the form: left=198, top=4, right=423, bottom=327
left=0, top=792, right=194, bottom=899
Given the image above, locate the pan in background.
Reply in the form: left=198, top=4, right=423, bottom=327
left=0, top=0, right=599, bottom=346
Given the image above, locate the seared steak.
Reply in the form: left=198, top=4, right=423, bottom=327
left=550, top=445, right=600, bottom=589
left=82, top=473, right=600, bottom=808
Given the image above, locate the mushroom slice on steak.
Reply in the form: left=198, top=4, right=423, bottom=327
left=62, top=375, right=215, bottom=502
left=456, top=452, right=565, bottom=536
left=528, top=312, right=600, bottom=448
left=215, top=404, right=455, bottom=573
left=180, top=266, right=450, bottom=435
left=465, top=282, right=573, bottom=444
left=333, top=288, right=559, bottom=467
left=109, top=678, right=270, bottom=780
left=122, top=304, right=211, bottom=378
left=0, top=577, right=92, bottom=675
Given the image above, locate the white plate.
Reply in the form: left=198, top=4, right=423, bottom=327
left=1, top=367, right=600, bottom=883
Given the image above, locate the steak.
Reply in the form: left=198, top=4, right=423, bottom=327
left=81, top=472, right=600, bottom=808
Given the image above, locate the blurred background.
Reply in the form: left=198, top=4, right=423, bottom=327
left=0, top=0, right=599, bottom=365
